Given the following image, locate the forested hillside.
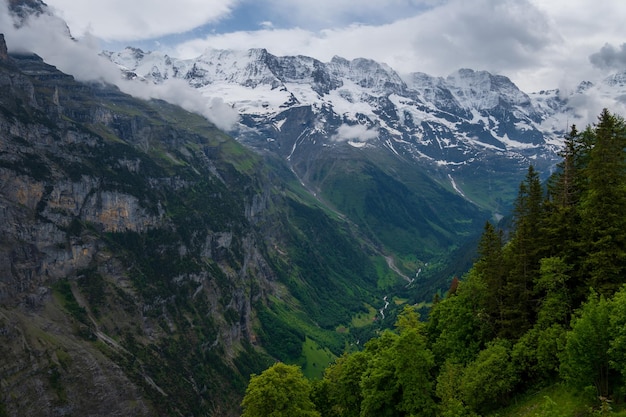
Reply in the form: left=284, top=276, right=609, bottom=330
left=241, top=109, right=626, bottom=416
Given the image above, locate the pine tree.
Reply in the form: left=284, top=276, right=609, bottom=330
left=473, top=221, right=506, bottom=334
left=579, top=109, right=626, bottom=295
left=547, top=125, right=583, bottom=211
left=501, top=165, right=544, bottom=338
left=542, top=126, right=586, bottom=305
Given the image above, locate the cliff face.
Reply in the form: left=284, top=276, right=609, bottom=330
left=0, top=37, right=282, bottom=416
left=0, top=30, right=393, bottom=415
left=0, top=34, right=8, bottom=61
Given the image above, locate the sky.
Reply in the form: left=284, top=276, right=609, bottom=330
left=0, top=0, right=626, bottom=92
left=14, top=0, right=622, bottom=94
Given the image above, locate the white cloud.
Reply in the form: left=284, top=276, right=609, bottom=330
left=1, top=2, right=121, bottom=83
left=121, top=79, right=239, bottom=131
left=0, top=0, right=238, bottom=130
left=172, top=0, right=626, bottom=92
left=332, top=124, right=379, bottom=142
left=260, top=0, right=442, bottom=29
left=5, top=0, right=626, bottom=95
left=589, top=43, right=626, bottom=71
left=43, top=0, right=238, bottom=41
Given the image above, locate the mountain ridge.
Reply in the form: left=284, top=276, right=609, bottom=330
left=101, top=45, right=626, bottom=300
left=104, top=46, right=567, bottom=210
left=0, top=34, right=408, bottom=415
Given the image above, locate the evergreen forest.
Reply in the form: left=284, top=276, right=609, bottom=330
left=240, top=109, right=626, bottom=416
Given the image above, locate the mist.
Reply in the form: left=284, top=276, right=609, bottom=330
left=332, top=124, right=379, bottom=143
left=0, top=0, right=239, bottom=131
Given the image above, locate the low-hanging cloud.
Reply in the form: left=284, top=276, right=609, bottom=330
left=43, top=0, right=237, bottom=41
left=589, top=43, right=626, bottom=71
left=121, top=78, right=239, bottom=131
left=331, top=124, right=379, bottom=142
left=0, top=0, right=238, bottom=131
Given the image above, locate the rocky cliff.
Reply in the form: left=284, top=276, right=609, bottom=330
left=0, top=34, right=389, bottom=416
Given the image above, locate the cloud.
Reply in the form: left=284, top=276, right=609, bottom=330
left=6, top=0, right=626, bottom=96
left=1, top=1, right=121, bottom=82
left=172, top=0, right=566, bottom=91
left=121, top=79, right=239, bottom=131
left=43, top=0, right=238, bottom=41
left=0, top=0, right=238, bottom=130
left=589, top=43, right=626, bottom=71
left=411, top=0, right=555, bottom=72
left=332, top=124, right=379, bottom=142
left=260, top=0, right=442, bottom=30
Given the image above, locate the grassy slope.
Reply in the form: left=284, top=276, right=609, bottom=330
left=491, top=384, right=626, bottom=417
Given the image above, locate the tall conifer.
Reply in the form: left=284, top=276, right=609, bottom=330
left=580, top=109, right=626, bottom=295
left=501, top=166, right=543, bottom=338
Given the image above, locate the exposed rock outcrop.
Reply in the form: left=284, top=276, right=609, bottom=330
left=0, top=37, right=278, bottom=417
left=0, top=34, right=8, bottom=62
left=0, top=27, right=390, bottom=417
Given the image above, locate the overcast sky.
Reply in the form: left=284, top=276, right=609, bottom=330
left=5, top=0, right=626, bottom=93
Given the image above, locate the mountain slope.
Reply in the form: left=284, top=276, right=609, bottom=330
left=0, top=34, right=403, bottom=416
left=107, top=46, right=626, bottom=209
left=105, top=47, right=556, bottom=170
left=105, top=46, right=626, bottom=281
left=105, top=46, right=563, bottom=278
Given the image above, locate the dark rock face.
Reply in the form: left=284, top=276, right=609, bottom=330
left=0, top=40, right=284, bottom=417
left=7, top=0, right=48, bottom=23
left=0, top=34, right=8, bottom=62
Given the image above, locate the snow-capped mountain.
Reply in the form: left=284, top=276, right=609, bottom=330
left=103, top=47, right=626, bottom=212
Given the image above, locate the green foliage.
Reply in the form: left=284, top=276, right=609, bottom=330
left=579, top=110, right=626, bottom=295
left=256, top=306, right=306, bottom=361
left=76, top=268, right=106, bottom=315
left=271, top=198, right=381, bottom=330
left=313, top=307, right=436, bottom=417
left=535, top=257, right=572, bottom=327
left=609, top=287, right=626, bottom=380
left=300, top=337, right=336, bottom=379
left=425, top=109, right=626, bottom=415
left=316, top=154, right=486, bottom=270
left=428, top=269, right=492, bottom=366
left=393, top=326, right=436, bottom=416
left=501, top=166, right=544, bottom=337
left=48, top=364, right=67, bottom=404
left=321, top=351, right=370, bottom=417
left=460, top=339, right=518, bottom=412
left=512, top=323, right=566, bottom=385
left=436, top=361, right=477, bottom=417
left=53, top=279, right=90, bottom=327
left=241, top=363, right=320, bottom=417
left=561, top=293, right=613, bottom=397
left=359, top=332, right=401, bottom=417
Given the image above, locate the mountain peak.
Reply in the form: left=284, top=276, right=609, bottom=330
left=444, top=67, right=530, bottom=110
left=8, top=0, right=48, bottom=24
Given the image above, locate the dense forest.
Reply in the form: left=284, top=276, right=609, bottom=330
left=240, top=109, right=626, bottom=416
